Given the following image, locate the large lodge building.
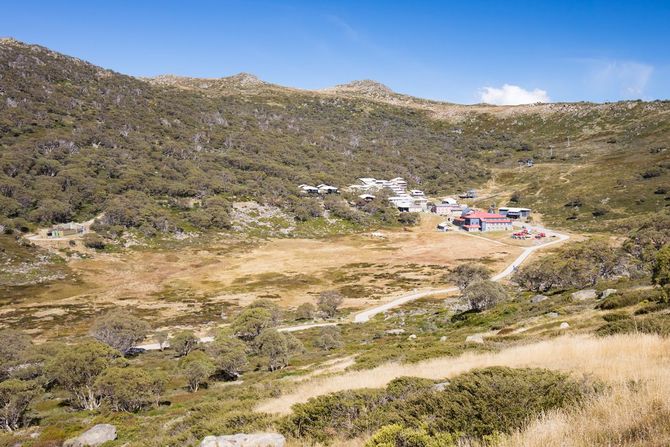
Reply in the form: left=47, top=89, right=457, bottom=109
left=453, top=211, right=513, bottom=232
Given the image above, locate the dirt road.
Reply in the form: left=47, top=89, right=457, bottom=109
left=136, top=223, right=569, bottom=349
left=353, top=223, right=569, bottom=323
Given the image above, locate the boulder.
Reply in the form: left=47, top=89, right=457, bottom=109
left=465, top=334, right=484, bottom=344
left=450, top=303, right=470, bottom=313
left=64, top=424, right=117, bottom=447
left=531, top=294, right=548, bottom=304
left=439, top=336, right=447, bottom=342
left=571, top=289, right=597, bottom=301
left=600, top=288, right=618, bottom=299
left=546, top=312, right=559, bottom=318
left=408, top=334, right=417, bottom=340
left=433, top=381, right=450, bottom=391
left=385, top=329, right=405, bottom=335
left=559, top=322, right=570, bottom=329
left=200, top=433, right=286, bottom=447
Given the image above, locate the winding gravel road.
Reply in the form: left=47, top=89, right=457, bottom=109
left=353, top=224, right=569, bottom=323
left=137, top=224, right=569, bottom=350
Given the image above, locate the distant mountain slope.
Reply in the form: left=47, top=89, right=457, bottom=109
left=0, top=38, right=490, bottom=233
left=0, top=38, right=668, bottom=236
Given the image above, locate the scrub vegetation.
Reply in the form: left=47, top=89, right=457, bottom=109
left=0, top=38, right=669, bottom=446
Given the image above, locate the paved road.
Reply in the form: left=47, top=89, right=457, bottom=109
left=136, top=224, right=569, bottom=349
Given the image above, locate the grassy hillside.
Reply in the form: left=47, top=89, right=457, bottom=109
left=1, top=38, right=668, bottom=239
left=0, top=38, right=490, bottom=235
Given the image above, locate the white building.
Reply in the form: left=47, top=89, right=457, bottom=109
left=432, top=197, right=464, bottom=216
left=436, top=221, right=450, bottom=231
left=348, top=177, right=408, bottom=196
left=299, top=184, right=319, bottom=194
left=317, top=184, right=339, bottom=194
left=498, top=207, right=532, bottom=219
left=388, top=196, right=428, bottom=213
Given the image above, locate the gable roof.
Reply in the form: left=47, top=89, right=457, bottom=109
left=462, top=211, right=512, bottom=223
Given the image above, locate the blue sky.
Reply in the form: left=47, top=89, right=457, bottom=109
left=2, top=0, right=669, bottom=104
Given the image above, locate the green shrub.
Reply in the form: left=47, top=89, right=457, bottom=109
left=513, top=239, right=621, bottom=292
left=281, top=367, right=595, bottom=444
left=374, top=367, right=593, bottom=439
left=95, top=366, right=166, bottom=412
left=634, top=301, right=670, bottom=315
left=280, top=389, right=387, bottom=443
left=602, top=312, right=631, bottom=322
left=82, top=233, right=106, bottom=249
left=365, top=424, right=457, bottom=447
left=314, top=326, right=343, bottom=351
left=170, top=330, right=199, bottom=357
left=462, top=280, right=508, bottom=311
left=596, top=289, right=662, bottom=310
left=596, top=314, right=670, bottom=337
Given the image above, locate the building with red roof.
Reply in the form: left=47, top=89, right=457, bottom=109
left=453, top=211, right=513, bottom=232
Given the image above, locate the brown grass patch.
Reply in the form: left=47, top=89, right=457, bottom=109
left=7, top=217, right=521, bottom=337
left=257, top=334, right=670, bottom=415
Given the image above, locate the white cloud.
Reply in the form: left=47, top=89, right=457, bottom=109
left=479, top=84, right=550, bottom=105
left=591, top=61, right=653, bottom=97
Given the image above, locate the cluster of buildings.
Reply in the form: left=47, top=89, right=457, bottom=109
left=298, top=177, right=532, bottom=234
left=349, top=177, right=408, bottom=195
left=452, top=211, right=514, bottom=232
left=298, top=184, right=339, bottom=195
left=348, top=177, right=430, bottom=212
left=433, top=199, right=532, bottom=233
left=448, top=206, right=533, bottom=233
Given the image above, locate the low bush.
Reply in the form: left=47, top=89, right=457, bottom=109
left=82, top=233, right=106, bottom=249
left=280, top=367, right=595, bottom=444
left=280, top=389, right=387, bottom=443
left=313, top=326, right=343, bottom=351
left=365, top=424, right=458, bottom=447
left=170, top=330, right=199, bottom=357
left=596, top=315, right=670, bottom=337
left=462, top=280, right=508, bottom=311
left=513, top=239, right=622, bottom=292
left=597, top=289, right=662, bottom=310
left=602, top=312, right=631, bottom=322
left=95, top=366, right=166, bottom=412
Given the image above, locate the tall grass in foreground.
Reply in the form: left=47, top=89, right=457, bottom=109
left=495, top=370, right=670, bottom=446
left=259, top=334, right=670, bottom=415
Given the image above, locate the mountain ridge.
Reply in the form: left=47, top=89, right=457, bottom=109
left=0, top=37, right=668, bottom=237
left=4, top=38, right=667, bottom=113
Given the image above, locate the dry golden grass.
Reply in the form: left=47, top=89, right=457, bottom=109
left=16, top=217, right=521, bottom=337
left=257, top=334, right=670, bottom=415
left=495, top=365, right=670, bottom=446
